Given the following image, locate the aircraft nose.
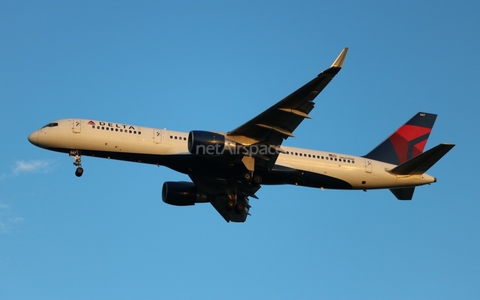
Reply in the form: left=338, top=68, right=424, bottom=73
left=28, top=131, right=38, bottom=145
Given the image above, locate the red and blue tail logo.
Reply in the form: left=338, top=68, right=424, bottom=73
left=364, top=113, right=437, bottom=165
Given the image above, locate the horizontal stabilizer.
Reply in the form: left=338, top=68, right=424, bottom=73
left=390, top=187, right=415, bottom=200
left=389, top=143, right=455, bottom=175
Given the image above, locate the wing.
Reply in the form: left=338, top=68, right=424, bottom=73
left=189, top=49, right=348, bottom=222
left=227, top=48, right=348, bottom=155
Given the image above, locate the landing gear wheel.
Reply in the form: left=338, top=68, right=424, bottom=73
left=244, top=172, right=252, bottom=181
left=75, top=167, right=84, bottom=177
left=235, top=202, right=245, bottom=213
left=226, top=199, right=235, bottom=211
left=253, top=174, right=262, bottom=184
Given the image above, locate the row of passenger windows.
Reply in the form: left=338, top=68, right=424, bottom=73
left=170, top=135, right=187, bottom=141
left=285, top=151, right=355, bottom=164
left=91, top=126, right=142, bottom=135
left=86, top=125, right=354, bottom=163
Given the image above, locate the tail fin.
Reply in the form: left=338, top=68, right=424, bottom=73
left=363, top=112, right=437, bottom=165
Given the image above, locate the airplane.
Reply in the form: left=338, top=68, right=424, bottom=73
left=28, top=48, right=455, bottom=222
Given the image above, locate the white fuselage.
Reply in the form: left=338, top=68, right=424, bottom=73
left=28, top=119, right=436, bottom=190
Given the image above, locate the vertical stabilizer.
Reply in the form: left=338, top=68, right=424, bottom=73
left=364, top=112, right=437, bottom=165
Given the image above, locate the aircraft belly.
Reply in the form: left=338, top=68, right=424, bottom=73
left=265, top=164, right=353, bottom=189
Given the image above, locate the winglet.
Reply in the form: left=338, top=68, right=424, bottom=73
left=330, top=48, right=348, bottom=68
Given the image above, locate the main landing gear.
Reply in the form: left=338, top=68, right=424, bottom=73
left=244, top=172, right=262, bottom=185
left=70, top=150, right=84, bottom=177
left=223, top=180, right=255, bottom=215
left=226, top=197, right=248, bottom=214
left=222, top=172, right=260, bottom=215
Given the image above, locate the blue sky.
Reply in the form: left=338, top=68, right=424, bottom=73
left=1, top=1, right=479, bottom=299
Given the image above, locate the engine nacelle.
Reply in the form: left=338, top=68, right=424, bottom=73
left=188, top=130, right=226, bottom=156
left=162, top=181, right=210, bottom=206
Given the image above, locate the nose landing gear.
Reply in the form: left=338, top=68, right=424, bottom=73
left=70, top=150, right=84, bottom=177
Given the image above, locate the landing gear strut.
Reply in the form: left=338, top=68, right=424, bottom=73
left=70, top=150, right=84, bottom=177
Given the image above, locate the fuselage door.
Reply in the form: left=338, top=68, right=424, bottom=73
left=365, top=159, right=372, bottom=173
left=154, top=129, right=163, bottom=144
left=73, top=119, right=81, bottom=133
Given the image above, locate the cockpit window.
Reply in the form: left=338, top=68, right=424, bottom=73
left=42, top=122, right=58, bottom=128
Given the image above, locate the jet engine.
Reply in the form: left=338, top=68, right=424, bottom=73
left=162, top=181, right=210, bottom=206
left=188, top=130, right=231, bottom=156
